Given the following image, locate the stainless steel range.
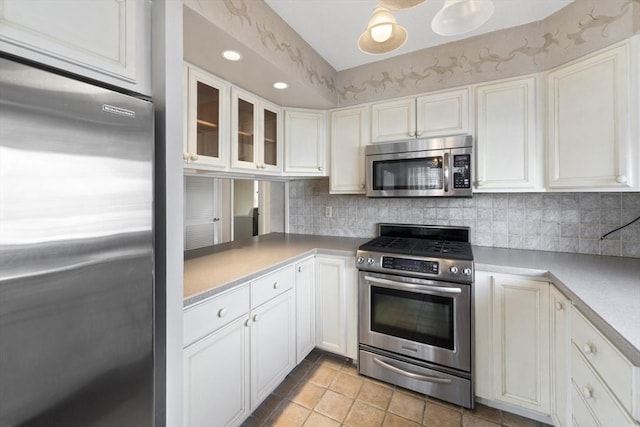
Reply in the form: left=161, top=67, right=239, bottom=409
left=356, top=224, right=474, bottom=408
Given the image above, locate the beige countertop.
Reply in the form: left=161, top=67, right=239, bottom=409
left=183, top=233, right=640, bottom=364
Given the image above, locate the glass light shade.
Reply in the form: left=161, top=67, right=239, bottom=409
left=431, top=0, right=494, bottom=36
left=358, top=7, right=408, bottom=55
left=377, top=0, right=426, bottom=10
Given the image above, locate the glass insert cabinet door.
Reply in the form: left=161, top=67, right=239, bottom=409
left=185, top=65, right=229, bottom=169
left=231, top=87, right=282, bottom=173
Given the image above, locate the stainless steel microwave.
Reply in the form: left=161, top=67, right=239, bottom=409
left=365, top=135, right=473, bottom=197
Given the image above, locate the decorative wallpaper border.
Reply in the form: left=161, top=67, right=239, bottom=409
left=336, top=0, right=639, bottom=105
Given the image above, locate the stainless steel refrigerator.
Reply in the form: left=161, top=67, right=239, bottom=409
left=0, top=56, right=154, bottom=426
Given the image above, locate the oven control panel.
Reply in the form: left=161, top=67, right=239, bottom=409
left=382, top=256, right=439, bottom=274
left=356, top=250, right=473, bottom=283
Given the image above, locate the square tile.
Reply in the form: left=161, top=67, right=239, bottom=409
left=423, top=401, right=462, bottom=427
left=329, top=371, right=363, bottom=398
left=267, top=401, right=311, bottom=427
left=303, top=411, right=341, bottom=427
left=387, top=390, right=425, bottom=424
left=290, top=381, right=326, bottom=409
left=314, top=389, right=353, bottom=422
left=356, top=379, right=393, bottom=410
left=382, top=412, right=421, bottom=427
left=306, top=365, right=339, bottom=388
left=344, top=400, right=385, bottom=427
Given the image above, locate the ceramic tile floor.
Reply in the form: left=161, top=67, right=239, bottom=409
left=241, top=349, right=552, bottom=427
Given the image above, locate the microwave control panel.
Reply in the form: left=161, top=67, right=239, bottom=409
left=452, top=154, right=471, bottom=189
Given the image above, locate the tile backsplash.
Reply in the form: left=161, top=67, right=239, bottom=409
left=288, top=179, right=640, bottom=258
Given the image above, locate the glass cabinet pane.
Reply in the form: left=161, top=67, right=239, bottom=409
left=237, top=98, right=255, bottom=163
left=263, top=109, right=278, bottom=166
left=196, top=81, right=220, bottom=158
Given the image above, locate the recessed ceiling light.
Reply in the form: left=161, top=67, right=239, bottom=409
left=273, top=82, right=288, bottom=90
left=222, top=50, right=242, bottom=61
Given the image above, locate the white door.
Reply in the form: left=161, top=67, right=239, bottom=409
left=475, top=76, right=542, bottom=191
left=183, top=317, right=250, bottom=427
left=491, top=275, right=551, bottom=414
left=315, top=256, right=347, bottom=355
left=284, top=109, right=326, bottom=176
left=547, top=40, right=635, bottom=190
left=416, top=88, right=470, bottom=138
left=330, top=106, right=370, bottom=194
left=250, top=290, right=296, bottom=410
left=371, top=97, right=416, bottom=142
left=550, top=286, right=571, bottom=427
left=295, top=257, right=316, bottom=363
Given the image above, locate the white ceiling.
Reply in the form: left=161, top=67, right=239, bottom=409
left=264, top=0, right=573, bottom=71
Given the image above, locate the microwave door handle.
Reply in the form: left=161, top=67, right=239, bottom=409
left=364, top=275, right=462, bottom=295
left=443, top=152, right=450, bottom=192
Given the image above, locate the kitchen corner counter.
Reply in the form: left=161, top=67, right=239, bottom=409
left=183, top=234, right=640, bottom=364
left=473, top=246, right=640, bottom=365
left=183, top=233, right=368, bottom=306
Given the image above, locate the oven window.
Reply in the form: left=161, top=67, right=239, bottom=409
left=372, top=157, right=443, bottom=190
left=371, top=285, right=454, bottom=350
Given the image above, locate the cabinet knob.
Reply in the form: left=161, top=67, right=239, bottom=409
left=477, top=180, right=485, bottom=187
left=318, top=166, right=323, bottom=171
left=360, top=184, right=365, bottom=190
left=253, top=314, right=260, bottom=322
left=190, top=153, right=199, bottom=161
left=555, top=301, right=564, bottom=311
left=582, top=386, right=594, bottom=399
left=217, top=308, right=227, bottom=318
left=273, top=281, right=279, bottom=289
left=298, top=266, right=303, bottom=272
left=245, top=318, right=251, bottom=327
left=416, top=130, right=424, bottom=136
left=583, top=343, right=596, bottom=355
left=409, top=131, right=416, bottom=137
left=212, top=217, right=220, bottom=222
left=183, top=152, right=190, bottom=161
left=616, top=175, right=627, bottom=183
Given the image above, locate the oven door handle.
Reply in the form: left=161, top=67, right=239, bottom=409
left=364, top=275, right=462, bottom=295
left=443, top=152, right=450, bottom=193
left=373, top=357, right=453, bottom=384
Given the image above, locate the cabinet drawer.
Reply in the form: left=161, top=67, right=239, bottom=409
left=184, top=285, right=250, bottom=347
left=571, top=345, right=637, bottom=426
left=571, top=380, right=601, bottom=426
left=251, top=265, right=295, bottom=308
left=571, top=307, right=638, bottom=416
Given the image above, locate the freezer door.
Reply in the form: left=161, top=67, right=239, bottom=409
left=0, top=57, right=154, bottom=427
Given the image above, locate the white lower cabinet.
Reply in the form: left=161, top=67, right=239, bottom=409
left=550, top=286, right=571, bottom=427
left=183, top=265, right=296, bottom=426
left=570, top=306, right=640, bottom=425
left=295, top=257, right=316, bottom=363
left=184, top=316, right=250, bottom=427
left=474, top=272, right=551, bottom=417
left=315, top=255, right=358, bottom=359
left=250, top=289, right=296, bottom=409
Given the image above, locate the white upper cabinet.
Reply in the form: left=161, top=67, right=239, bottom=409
left=371, top=88, right=470, bottom=143
left=547, top=37, right=639, bottom=191
left=0, top=0, right=150, bottom=95
left=283, top=109, right=327, bottom=176
left=416, top=88, right=470, bottom=138
left=231, top=87, right=283, bottom=175
left=329, top=106, right=370, bottom=194
left=474, top=75, right=543, bottom=192
left=183, top=64, right=230, bottom=170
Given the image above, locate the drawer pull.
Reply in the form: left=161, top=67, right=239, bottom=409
left=298, top=266, right=303, bottom=272
left=217, top=308, right=227, bottom=318
left=583, top=343, right=596, bottom=355
left=582, top=386, right=594, bottom=399
left=253, top=314, right=260, bottom=322
left=273, top=282, right=279, bottom=289
left=556, top=301, right=564, bottom=311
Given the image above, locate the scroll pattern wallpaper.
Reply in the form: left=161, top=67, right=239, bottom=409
left=186, top=0, right=638, bottom=107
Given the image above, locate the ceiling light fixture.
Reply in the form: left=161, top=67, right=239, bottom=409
left=273, top=82, right=288, bottom=89
left=358, top=7, right=408, bottom=55
left=377, top=0, right=426, bottom=10
left=431, top=0, right=495, bottom=36
left=221, top=50, right=242, bottom=61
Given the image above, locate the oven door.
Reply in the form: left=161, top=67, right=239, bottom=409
left=359, top=271, right=471, bottom=372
